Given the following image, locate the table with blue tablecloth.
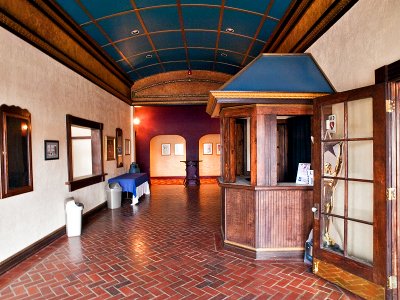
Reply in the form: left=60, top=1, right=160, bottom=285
left=108, top=173, right=150, bottom=205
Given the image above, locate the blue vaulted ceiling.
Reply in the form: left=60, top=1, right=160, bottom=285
left=54, top=0, right=294, bottom=82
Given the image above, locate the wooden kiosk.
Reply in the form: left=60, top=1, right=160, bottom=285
left=207, top=54, right=334, bottom=259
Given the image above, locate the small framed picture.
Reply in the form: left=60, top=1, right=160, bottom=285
left=203, top=143, right=212, bottom=155
left=44, top=140, right=59, bottom=160
left=161, top=143, right=171, bottom=156
left=125, top=139, right=131, bottom=155
left=174, top=143, right=184, bottom=156
left=106, top=136, right=115, bottom=161
left=216, top=143, right=221, bottom=155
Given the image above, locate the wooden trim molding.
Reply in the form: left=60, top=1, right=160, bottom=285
left=0, top=1, right=132, bottom=104
left=0, top=201, right=107, bottom=276
left=264, top=0, right=358, bottom=53
left=375, top=58, right=400, bottom=83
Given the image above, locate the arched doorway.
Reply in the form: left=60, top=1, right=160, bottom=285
left=150, top=135, right=186, bottom=178
left=198, top=134, right=221, bottom=177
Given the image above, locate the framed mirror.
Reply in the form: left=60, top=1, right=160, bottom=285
left=0, top=105, right=33, bottom=198
left=116, top=128, right=123, bottom=168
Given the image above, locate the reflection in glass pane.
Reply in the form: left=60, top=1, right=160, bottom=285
left=321, top=216, right=344, bottom=254
left=322, top=179, right=344, bottom=216
left=323, top=142, right=345, bottom=177
left=348, top=141, right=373, bottom=180
left=321, top=102, right=344, bottom=140
left=348, top=98, right=373, bottom=138
left=7, top=116, right=29, bottom=189
left=348, top=181, right=373, bottom=222
left=347, top=221, right=373, bottom=264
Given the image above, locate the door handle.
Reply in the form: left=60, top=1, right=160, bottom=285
left=312, top=204, right=319, bottom=220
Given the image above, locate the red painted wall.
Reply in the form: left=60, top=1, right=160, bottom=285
left=134, top=105, right=220, bottom=176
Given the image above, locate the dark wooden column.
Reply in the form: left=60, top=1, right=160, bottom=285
left=222, top=117, right=236, bottom=183
left=251, top=113, right=277, bottom=186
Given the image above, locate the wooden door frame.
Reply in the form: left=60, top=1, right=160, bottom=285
left=312, top=84, right=388, bottom=297
left=376, top=59, right=400, bottom=298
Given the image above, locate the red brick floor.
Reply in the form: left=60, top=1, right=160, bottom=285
left=0, top=185, right=361, bottom=299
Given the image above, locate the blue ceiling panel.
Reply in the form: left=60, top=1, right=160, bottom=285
left=269, top=0, right=292, bottom=19
left=140, top=7, right=180, bottom=32
left=129, top=53, right=159, bottom=69
left=82, top=23, right=108, bottom=46
left=115, top=36, right=153, bottom=57
left=222, top=9, right=262, bottom=38
left=158, top=48, right=187, bottom=62
left=135, top=0, right=176, bottom=9
left=186, top=31, right=217, bottom=48
left=190, top=61, right=214, bottom=71
left=216, top=51, right=243, bottom=66
left=55, top=0, right=297, bottom=80
left=215, top=63, right=241, bottom=75
left=103, top=45, right=123, bottom=61
left=137, top=65, right=164, bottom=78
left=79, top=0, right=132, bottom=19
left=55, top=0, right=90, bottom=24
left=258, top=19, right=278, bottom=41
left=188, top=49, right=215, bottom=61
left=219, top=33, right=252, bottom=54
left=181, top=0, right=220, bottom=5
left=182, top=7, right=220, bottom=30
left=117, top=60, right=133, bottom=73
left=97, top=12, right=143, bottom=42
left=163, top=61, right=189, bottom=72
left=225, top=0, right=272, bottom=14
left=249, top=40, right=265, bottom=57
left=151, top=32, right=184, bottom=49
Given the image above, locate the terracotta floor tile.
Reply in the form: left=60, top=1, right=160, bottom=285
left=0, top=185, right=361, bottom=299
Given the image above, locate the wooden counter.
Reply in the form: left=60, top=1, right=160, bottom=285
left=220, top=180, right=313, bottom=259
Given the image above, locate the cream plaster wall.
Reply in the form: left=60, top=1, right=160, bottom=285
left=150, top=135, right=186, bottom=177
left=0, top=28, right=132, bottom=263
left=307, top=0, right=400, bottom=91
left=199, top=134, right=221, bottom=176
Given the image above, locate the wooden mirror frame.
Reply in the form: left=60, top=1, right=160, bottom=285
left=0, top=105, right=33, bottom=198
left=116, top=128, right=123, bottom=168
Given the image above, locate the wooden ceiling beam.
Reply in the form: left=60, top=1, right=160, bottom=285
left=0, top=0, right=132, bottom=104
left=264, top=0, right=358, bottom=53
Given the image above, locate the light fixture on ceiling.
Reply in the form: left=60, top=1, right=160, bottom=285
left=220, top=53, right=228, bottom=57
left=131, top=29, right=140, bottom=35
left=145, top=54, right=152, bottom=58
left=225, top=27, right=235, bottom=33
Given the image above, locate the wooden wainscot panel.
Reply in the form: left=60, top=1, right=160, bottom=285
left=225, top=188, right=255, bottom=247
left=255, top=189, right=313, bottom=250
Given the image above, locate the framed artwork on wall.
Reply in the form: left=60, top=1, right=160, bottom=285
left=44, top=140, right=59, bottom=160
left=216, top=143, right=221, bottom=155
left=203, top=143, right=212, bottom=155
left=106, top=136, right=115, bottom=161
left=161, top=143, right=171, bottom=156
left=174, top=143, right=184, bottom=156
left=125, top=139, right=131, bottom=155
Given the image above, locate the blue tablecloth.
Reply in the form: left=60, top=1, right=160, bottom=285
left=108, top=173, right=149, bottom=197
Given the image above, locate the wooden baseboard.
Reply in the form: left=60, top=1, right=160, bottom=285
left=0, top=201, right=107, bottom=276
left=223, top=240, right=304, bottom=260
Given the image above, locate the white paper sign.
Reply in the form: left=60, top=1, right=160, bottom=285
left=296, top=163, right=311, bottom=184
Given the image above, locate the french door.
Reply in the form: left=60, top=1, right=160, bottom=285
left=312, top=84, right=394, bottom=299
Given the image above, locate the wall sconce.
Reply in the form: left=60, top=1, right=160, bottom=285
left=133, top=117, right=140, bottom=125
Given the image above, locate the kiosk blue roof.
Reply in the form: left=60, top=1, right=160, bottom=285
left=221, top=54, right=334, bottom=93
left=207, top=53, right=335, bottom=116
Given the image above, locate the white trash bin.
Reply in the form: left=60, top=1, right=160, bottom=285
left=106, top=182, right=122, bottom=209
left=65, top=198, right=84, bottom=237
